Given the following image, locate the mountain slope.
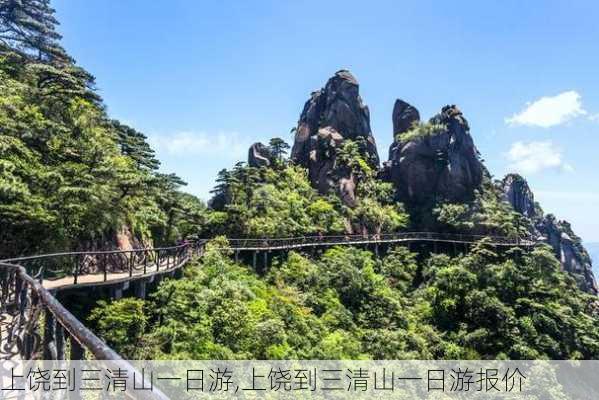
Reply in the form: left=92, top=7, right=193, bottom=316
left=0, top=2, right=204, bottom=257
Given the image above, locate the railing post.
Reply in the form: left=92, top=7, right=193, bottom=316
left=129, top=252, right=133, bottom=277
left=43, top=309, right=57, bottom=360
left=73, top=256, right=78, bottom=285
left=156, top=250, right=160, bottom=271
left=70, top=336, right=85, bottom=360
left=144, top=250, right=148, bottom=274
left=103, top=253, right=108, bottom=282
left=56, top=324, right=65, bottom=360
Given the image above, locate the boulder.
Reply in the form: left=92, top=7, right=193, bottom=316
left=290, top=70, right=379, bottom=204
left=388, top=104, right=485, bottom=207
left=248, top=142, right=272, bottom=168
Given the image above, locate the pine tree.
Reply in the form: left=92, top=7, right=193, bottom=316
left=0, top=0, right=70, bottom=62
left=268, top=137, right=290, bottom=162
left=112, top=120, right=160, bottom=171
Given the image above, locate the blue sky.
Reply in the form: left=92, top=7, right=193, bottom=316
left=53, top=0, right=599, bottom=242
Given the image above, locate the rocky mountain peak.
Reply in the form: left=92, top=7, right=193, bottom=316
left=386, top=102, right=485, bottom=208
left=290, top=70, right=378, bottom=205
left=392, top=99, right=421, bottom=136
left=248, top=142, right=273, bottom=168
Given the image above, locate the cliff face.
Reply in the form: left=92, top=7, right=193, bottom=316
left=290, top=70, right=379, bottom=205
left=501, top=174, right=538, bottom=219
left=385, top=102, right=486, bottom=208
left=502, top=174, right=598, bottom=294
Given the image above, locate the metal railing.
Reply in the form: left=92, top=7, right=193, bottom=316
left=0, top=232, right=535, bottom=397
left=0, top=242, right=209, bottom=398
left=0, top=232, right=532, bottom=363
left=222, top=232, right=535, bottom=251
left=2, top=242, right=203, bottom=287
left=0, top=242, right=204, bottom=362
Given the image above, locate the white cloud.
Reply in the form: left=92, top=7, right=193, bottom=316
left=505, top=141, right=573, bottom=174
left=506, top=91, right=586, bottom=128
left=149, top=131, right=249, bottom=159
left=589, top=113, right=599, bottom=122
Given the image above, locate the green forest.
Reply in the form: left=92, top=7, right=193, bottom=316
left=1, top=0, right=598, bottom=362
left=0, top=0, right=205, bottom=258
left=90, top=238, right=599, bottom=360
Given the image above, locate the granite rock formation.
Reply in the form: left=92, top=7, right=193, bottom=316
left=248, top=142, right=273, bottom=168
left=392, top=100, right=420, bottom=139
left=387, top=103, right=485, bottom=207
left=501, top=174, right=538, bottom=219
left=290, top=70, right=378, bottom=205
left=502, top=174, right=598, bottom=294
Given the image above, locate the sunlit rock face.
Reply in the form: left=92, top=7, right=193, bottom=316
left=387, top=103, right=485, bottom=207
left=290, top=70, right=378, bottom=205
left=538, top=216, right=598, bottom=295
left=501, top=174, right=538, bottom=219
left=502, top=174, right=598, bottom=295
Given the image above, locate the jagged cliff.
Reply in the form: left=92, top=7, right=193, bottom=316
left=290, top=70, right=379, bottom=206
left=502, top=174, right=598, bottom=294
left=237, top=69, right=597, bottom=295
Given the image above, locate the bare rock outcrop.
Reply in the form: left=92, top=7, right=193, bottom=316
left=387, top=103, right=485, bottom=207
left=539, top=216, right=598, bottom=295
left=502, top=174, right=598, bottom=295
left=501, top=174, right=538, bottom=219
left=248, top=142, right=272, bottom=168
left=392, top=99, right=420, bottom=138
left=290, top=70, right=378, bottom=205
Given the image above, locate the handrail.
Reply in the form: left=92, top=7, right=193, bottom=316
left=0, top=241, right=203, bottom=360
left=1, top=261, right=173, bottom=400
left=0, top=243, right=205, bottom=399
left=217, top=232, right=534, bottom=250
left=1, top=242, right=191, bottom=263
left=1, top=233, right=532, bottom=365
left=0, top=261, right=124, bottom=360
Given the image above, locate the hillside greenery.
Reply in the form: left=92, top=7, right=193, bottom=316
left=90, top=238, right=599, bottom=360
left=0, top=0, right=204, bottom=257
left=3, top=0, right=599, bottom=362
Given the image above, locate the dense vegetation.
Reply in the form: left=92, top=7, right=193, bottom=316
left=84, top=89, right=599, bottom=361
left=207, top=139, right=407, bottom=238
left=0, top=0, right=203, bottom=257
left=3, top=0, right=598, bottom=362
left=90, top=238, right=599, bottom=360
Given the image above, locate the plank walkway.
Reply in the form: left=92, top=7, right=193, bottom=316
left=42, top=256, right=179, bottom=291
